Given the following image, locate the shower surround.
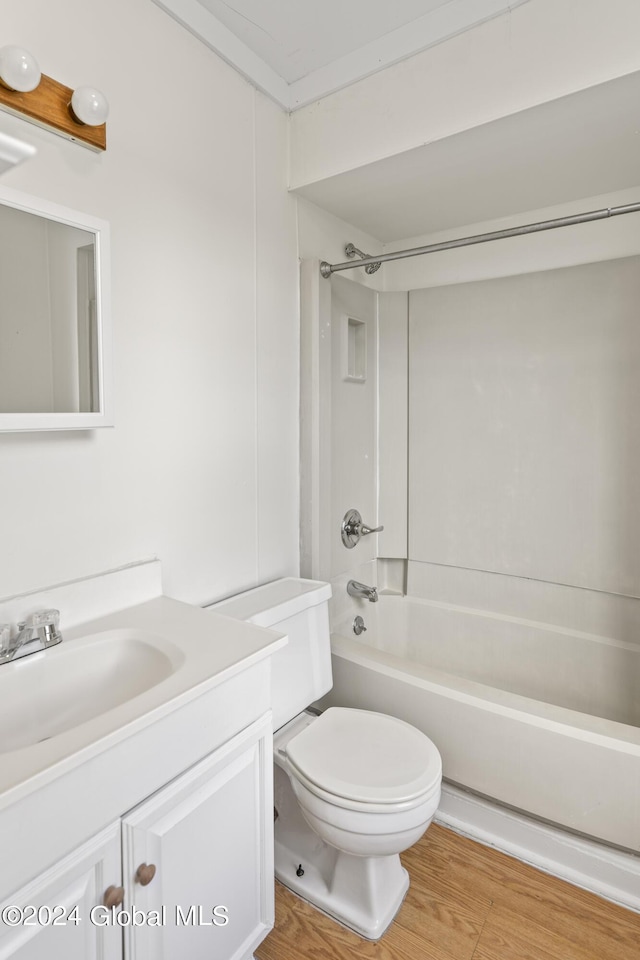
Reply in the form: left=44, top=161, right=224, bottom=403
left=300, top=250, right=640, bottom=890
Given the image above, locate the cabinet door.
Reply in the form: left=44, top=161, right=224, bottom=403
left=122, top=713, right=273, bottom=960
left=0, top=822, right=122, bottom=960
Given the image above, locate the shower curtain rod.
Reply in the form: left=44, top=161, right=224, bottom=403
left=319, top=201, right=640, bottom=278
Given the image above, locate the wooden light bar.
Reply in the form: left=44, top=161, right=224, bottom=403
left=0, top=73, right=106, bottom=151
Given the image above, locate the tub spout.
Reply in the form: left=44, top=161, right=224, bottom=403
left=347, top=580, right=378, bottom=603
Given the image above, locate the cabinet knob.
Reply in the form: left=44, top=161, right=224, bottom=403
left=135, top=863, right=157, bottom=886
left=103, top=885, right=124, bottom=908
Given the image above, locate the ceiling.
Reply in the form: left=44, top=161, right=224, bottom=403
left=294, top=71, right=640, bottom=242
left=152, top=0, right=529, bottom=109
left=151, top=2, right=640, bottom=243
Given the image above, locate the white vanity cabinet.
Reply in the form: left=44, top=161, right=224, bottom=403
left=122, top=713, right=273, bottom=960
left=0, top=714, right=273, bottom=960
left=0, top=823, right=122, bottom=960
left=0, top=592, right=285, bottom=960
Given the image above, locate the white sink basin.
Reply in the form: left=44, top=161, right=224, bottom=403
left=0, top=629, right=183, bottom=753
left=0, top=595, right=287, bottom=814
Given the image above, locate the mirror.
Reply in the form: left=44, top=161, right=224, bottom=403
left=0, top=186, right=112, bottom=431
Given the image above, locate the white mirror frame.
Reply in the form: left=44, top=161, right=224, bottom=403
left=0, top=185, right=112, bottom=431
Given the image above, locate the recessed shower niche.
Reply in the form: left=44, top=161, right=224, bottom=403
left=341, top=314, right=367, bottom=382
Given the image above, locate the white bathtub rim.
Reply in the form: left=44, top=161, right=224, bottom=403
left=338, top=592, right=640, bottom=653
left=437, top=782, right=640, bottom=914
left=330, top=635, right=640, bottom=752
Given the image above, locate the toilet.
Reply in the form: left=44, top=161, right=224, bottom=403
left=211, top=577, right=442, bottom=940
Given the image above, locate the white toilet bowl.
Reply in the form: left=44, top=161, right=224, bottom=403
left=210, top=578, right=443, bottom=940
left=273, top=707, right=442, bottom=939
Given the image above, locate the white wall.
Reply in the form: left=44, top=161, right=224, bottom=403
left=409, top=255, right=640, bottom=599
left=376, top=187, right=640, bottom=639
left=401, top=246, right=640, bottom=643
left=329, top=276, right=378, bottom=579
left=382, top=187, right=640, bottom=291
left=381, top=186, right=640, bottom=592
left=299, top=266, right=379, bottom=582
left=297, top=197, right=385, bottom=603
left=0, top=0, right=299, bottom=604
left=290, top=0, right=640, bottom=188
left=297, top=196, right=383, bottom=291
left=377, top=292, right=407, bottom=560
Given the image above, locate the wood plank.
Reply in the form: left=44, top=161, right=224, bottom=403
left=473, top=903, right=640, bottom=960
left=401, top=827, right=494, bottom=916
left=257, top=824, right=640, bottom=960
left=419, top=827, right=640, bottom=960
left=258, top=882, right=459, bottom=960
left=396, top=837, right=491, bottom=958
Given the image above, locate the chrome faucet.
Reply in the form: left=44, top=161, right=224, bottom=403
left=0, top=609, right=63, bottom=665
left=347, top=580, right=378, bottom=603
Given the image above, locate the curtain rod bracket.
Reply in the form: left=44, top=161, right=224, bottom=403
left=344, top=242, right=381, bottom=274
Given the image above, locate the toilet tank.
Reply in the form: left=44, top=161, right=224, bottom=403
left=209, top=578, right=333, bottom=731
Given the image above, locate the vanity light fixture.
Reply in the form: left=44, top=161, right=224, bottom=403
left=0, top=45, right=108, bottom=151
left=69, top=86, right=109, bottom=127
left=0, top=45, right=41, bottom=93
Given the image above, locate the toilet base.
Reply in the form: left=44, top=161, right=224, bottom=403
left=274, top=761, right=410, bottom=940
left=275, top=837, right=410, bottom=941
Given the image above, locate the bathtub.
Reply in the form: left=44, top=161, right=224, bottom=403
left=320, top=595, right=640, bottom=852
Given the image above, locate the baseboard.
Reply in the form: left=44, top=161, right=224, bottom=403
left=436, top=783, right=640, bottom=914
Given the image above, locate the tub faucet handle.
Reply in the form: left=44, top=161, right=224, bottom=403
left=341, top=508, right=384, bottom=549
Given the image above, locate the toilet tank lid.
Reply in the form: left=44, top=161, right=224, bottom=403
left=208, top=577, right=332, bottom=627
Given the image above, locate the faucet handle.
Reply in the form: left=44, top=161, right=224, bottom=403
left=30, top=609, right=60, bottom=629
left=20, top=609, right=62, bottom=647
left=360, top=521, right=384, bottom=536
left=341, top=508, right=384, bottom=549
left=0, top=624, right=10, bottom=651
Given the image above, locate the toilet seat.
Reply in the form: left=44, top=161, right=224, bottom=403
left=288, top=762, right=441, bottom=816
left=285, top=707, right=442, bottom=809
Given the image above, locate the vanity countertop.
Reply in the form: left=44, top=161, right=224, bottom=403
left=0, top=595, right=286, bottom=811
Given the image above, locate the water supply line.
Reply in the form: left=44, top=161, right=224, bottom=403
left=319, top=202, right=640, bottom=279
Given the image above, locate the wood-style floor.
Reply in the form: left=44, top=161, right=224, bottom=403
left=256, top=824, right=640, bottom=960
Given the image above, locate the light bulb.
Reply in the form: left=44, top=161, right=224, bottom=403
left=70, top=86, right=109, bottom=126
left=0, top=45, right=41, bottom=93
